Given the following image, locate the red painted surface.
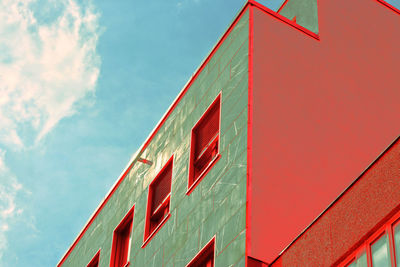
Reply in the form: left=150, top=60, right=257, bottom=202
left=57, top=5, right=250, bottom=266
left=250, top=0, right=400, bottom=263
left=270, top=137, right=400, bottom=266
left=110, top=205, right=134, bottom=267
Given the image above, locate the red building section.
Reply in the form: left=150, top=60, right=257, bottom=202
left=248, top=0, right=400, bottom=265
left=57, top=1, right=400, bottom=266
left=269, top=136, right=400, bottom=266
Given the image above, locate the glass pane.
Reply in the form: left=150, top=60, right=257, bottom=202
left=371, top=233, right=391, bottom=267
left=347, top=260, right=356, bottom=267
left=394, top=223, right=400, bottom=266
left=346, top=251, right=368, bottom=267
left=357, top=252, right=367, bottom=267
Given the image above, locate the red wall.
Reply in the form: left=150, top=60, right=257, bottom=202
left=271, top=137, right=400, bottom=267
left=249, top=0, right=400, bottom=263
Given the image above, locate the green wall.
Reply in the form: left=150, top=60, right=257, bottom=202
left=61, top=9, right=249, bottom=267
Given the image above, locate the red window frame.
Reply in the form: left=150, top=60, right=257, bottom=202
left=393, top=218, right=400, bottom=266
left=142, top=156, right=173, bottom=247
left=87, top=250, right=100, bottom=267
left=187, top=94, right=221, bottom=195
left=110, top=205, right=134, bottom=267
left=186, top=237, right=215, bottom=267
left=340, top=209, right=400, bottom=267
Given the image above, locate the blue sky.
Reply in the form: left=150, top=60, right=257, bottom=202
left=3, top=0, right=398, bottom=266
left=0, top=0, right=272, bottom=266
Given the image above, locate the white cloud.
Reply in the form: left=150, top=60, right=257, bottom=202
left=0, top=149, right=23, bottom=259
left=0, top=0, right=101, bottom=148
left=0, top=0, right=102, bottom=260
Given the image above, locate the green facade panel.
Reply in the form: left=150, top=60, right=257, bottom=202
left=278, top=0, right=319, bottom=34
left=61, top=8, right=249, bottom=267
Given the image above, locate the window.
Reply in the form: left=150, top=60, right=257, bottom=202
left=87, top=250, right=100, bottom=267
left=143, top=156, right=173, bottom=246
left=346, top=251, right=367, bottom=267
left=371, top=233, right=391, bottom=266
left=188, top=94, right=221, bottom=194
left=110, top=206, right=134, bottom=267
left=340, top=209, right=400, bottom=267
left=186, top=237, right=215, bottom=267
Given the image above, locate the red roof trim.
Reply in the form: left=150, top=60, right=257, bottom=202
left=377, top=0, right=400, bottom=14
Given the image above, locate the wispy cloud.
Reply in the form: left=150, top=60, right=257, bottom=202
left=0, top=0, right=101, bottom=148
left=0, top=149, right=23, bottom=259
left=0, top=0, right=102, bottom=260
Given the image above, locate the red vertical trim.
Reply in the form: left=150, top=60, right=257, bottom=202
left=246, top=3, right=254, bottom=267
left=366, top=236, right=373, bottom=267
left=388, top=224, right=397, bottom=267
left=392, top=219, right=400, bottom=266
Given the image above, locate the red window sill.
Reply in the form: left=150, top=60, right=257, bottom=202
left=187, top=154, right=221, bottom=196
left=141, top=213, right=171, bottom=248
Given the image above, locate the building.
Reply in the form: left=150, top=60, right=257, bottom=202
left=57, top=0, right=400, bottom=266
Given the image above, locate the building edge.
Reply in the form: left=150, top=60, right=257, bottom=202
left=57, top=2, right=252, bottom=266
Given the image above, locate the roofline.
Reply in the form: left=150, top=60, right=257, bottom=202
left=57, top=2, right=251, bottom=266
left=377, top=0, right=400, bottom=14
left=271, top=134, right=400, bottom=264
left=248, top=0, right=320, bottom=40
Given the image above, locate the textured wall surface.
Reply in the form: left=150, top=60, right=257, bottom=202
left=271, top=138, right=400, bottom=267
left=61, top=8, right=249, bottom=267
